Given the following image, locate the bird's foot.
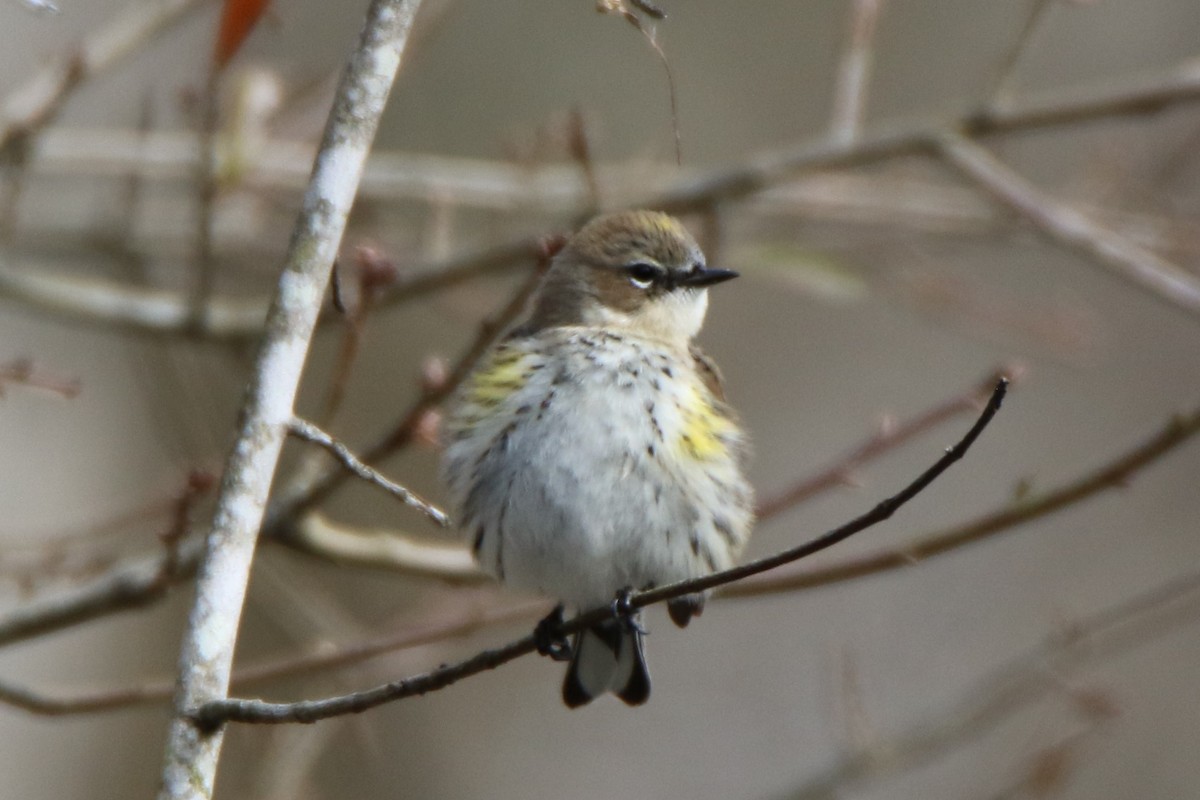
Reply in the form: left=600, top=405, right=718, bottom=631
left=610, top=587, right=647, bottom=635
left=534, top=604, right=572, bottom=662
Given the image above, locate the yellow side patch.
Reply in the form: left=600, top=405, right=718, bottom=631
left=466, top=347, right=530, bottom=408
left=676, top=384, right=733, bottom=462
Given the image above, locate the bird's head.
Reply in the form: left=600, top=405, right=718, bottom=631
left=529, top=210, right=738, bottom=345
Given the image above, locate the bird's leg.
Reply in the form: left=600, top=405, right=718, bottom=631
left=534, top=604, right=573, bottom=662
left=610, top=587, right=648, bottom=635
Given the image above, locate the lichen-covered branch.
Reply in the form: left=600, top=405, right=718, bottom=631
left=156, top=1, right=425, bottom=797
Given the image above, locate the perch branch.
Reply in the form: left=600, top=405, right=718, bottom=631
left=729, top=403, right=1200, bottom=597
left=189, top=380, right=1006, bottom=727
left=757, top=365, right=1016, bottom=520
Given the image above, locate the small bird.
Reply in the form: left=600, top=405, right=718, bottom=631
left=441, top=210, right=754, bottom=707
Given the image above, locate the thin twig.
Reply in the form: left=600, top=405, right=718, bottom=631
left=599, top=1, right=682, bottom=165
left=757, top=365, right=1016, bottom=520
left=782, top=569, right=1200, bottom=800
left=727, top=403, right=1200, bottom=598
left=0, top=596, right=541, bottom=716
left=190, top=380, right=1006, bottom=727
left=9, top=391, right=1198, bottom=724
left=286, top=417, right=449, bottom=527
left=0, top=357, right=81, bottom=398
left=981, top=0, right=1055, bottom=113
left=936, top=131, right=1200, bottom=318
left=317, top=246, right=398, bottom=424
left=267, top=241, right=554, bottom=530
left=188, top=70, right=221, bottom=331
left=829, top=0, right=884, bottom=145
left=0, top=0, right=205, bottom=156
left=158, top=1, right=426, bottom=797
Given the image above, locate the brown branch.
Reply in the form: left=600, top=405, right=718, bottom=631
left=980, top=0, right=1054, bottom=113
left=727, top=403, right=1200, bottom=598
left=8, top=59, right=1200, bottom=338
left=0, top=537, right=202, bottom=648
left=0, top=357, right=81, bottom=398
left=935, top=131, right=1200, bottom=318
left=0, top=596, right=542, bottom=716
left=190, top=379, right=1006, bottom=727
left=0, top=0, right=205, bottom=157
left=757, top=365, right=1017, bottom=520
left=785, top=569, right=1200, bottom=800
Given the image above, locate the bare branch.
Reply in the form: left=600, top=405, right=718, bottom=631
left=0, top=595, right=539, bottom=716
left=0, top=537, right=202, bottom=648
left=283, top=513, right=482, bottom=580
left=286, top=417, right=449, bottom=528
left=267, top=240, right=554, bottom=530
left=7, top=60, right=1200, bottom=338
left=981, top=0, right=1054, bottom=113
left=157, top=1, right=427, bottom=796
left=0, top=260, right=269, bottom=340
left=829, top=0, right=884, bottom=145
left=936, top=131, right=1200, bottom=318
left=757, top=365, right=1017, bottom=520
left=190, top=380, right=1006, bottom=727
left=0, top=0, right=205, bottom=155
left=784, top=569, right=1200, bottom=800
left=728, top=403, right=1200, bottom=598
left=0, top=356, right=80, bottom=398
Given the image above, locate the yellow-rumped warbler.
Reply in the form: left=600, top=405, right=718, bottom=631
left=441, top=210, right=753, bottom=707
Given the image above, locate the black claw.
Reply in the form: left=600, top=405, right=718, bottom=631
left=610, top=587, right=647, bottom=635
left=534, top=604, right=572, bottom=662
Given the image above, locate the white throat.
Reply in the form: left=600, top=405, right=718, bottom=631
left=583, top=289, right=709, bottom=345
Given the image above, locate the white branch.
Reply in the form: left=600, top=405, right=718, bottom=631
left=287, top=513, right=481, bottom=581
left=156, top=1, right=425, bottom=797
left=829, top=0, right=884, bottom=145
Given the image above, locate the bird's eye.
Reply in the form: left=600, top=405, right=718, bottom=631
left=626, top=263, right=660, bottom=289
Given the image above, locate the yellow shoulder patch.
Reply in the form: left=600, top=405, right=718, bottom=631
left=466, top=346, right=531, bottom=408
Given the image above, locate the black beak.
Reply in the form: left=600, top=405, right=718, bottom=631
left=675, top=266, right=739, bottom=289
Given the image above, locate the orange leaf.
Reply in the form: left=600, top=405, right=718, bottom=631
left=214, top=0, right=272, bottom=69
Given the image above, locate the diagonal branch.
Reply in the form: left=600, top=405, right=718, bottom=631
left=757, top=365, right=1015, bottom=520
left=157, top=1, right=426, bottom=797
left=0, top=537, right=202, bottom=648
left=189, top=379, right=1007, bottom=727
left=785, top=568, right=1200, bottom=800
left=285, top=417, right=449, bottom=528
left=935, top=131, right=1200, bottom=317
left=728, top=403, right=1200, bottom=598
left=0, top=0, right=205, bottom=156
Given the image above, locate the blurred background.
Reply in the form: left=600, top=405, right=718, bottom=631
left=2, top=0, right=1199, bottom=797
